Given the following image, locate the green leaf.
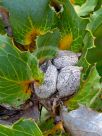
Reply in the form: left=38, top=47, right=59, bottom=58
left=86, top=8, right=102, bottom=76
left=68, top=66, right=101, bottom=110
left=34, top=29, right=60, bottom=62
left=0, top=119, right=43, bottom=136
left=13, top=119, right=43, bottom=136
left=95, top=0, right=102, bottom=11
left=35, top=46, right=57, bottom=63
left=75, top=0, right=98, bottom=17
left=36, top=29, right=60, bottom=49
left=0, top=20, right=5, bottom=34
left=74, top=0, right=86, bottom=6
left=86, top=44, right=102, bottom=77
left=87, top=7, right=102, bottom=33
left=57, top=0, right=88, bottom=52
left=0, top=0, right=56, bottom=45
left=78, top=31, right=94, bottom=75
left=0, top=34, right=43, bottom=107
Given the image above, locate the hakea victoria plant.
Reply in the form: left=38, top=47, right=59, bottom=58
left=0, top=0, right=102, bottom=136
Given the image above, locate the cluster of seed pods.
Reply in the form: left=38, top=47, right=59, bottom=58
left=35, top=50, right=82, bottom=99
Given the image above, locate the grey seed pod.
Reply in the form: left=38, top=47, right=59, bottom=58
left=57, top=50, right=81, bottom=57
left=35, top=64, right=58, bottom=99
left=53, top=50, right=80, bottom=69
left=57, top=66, right=81, bottom=98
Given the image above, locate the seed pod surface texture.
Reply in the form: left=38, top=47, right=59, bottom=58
left=53, top=50, right=79, bottom=69
left=57, top=66, right=81, bottom=98
left=35, top=64, right=58, bottom=99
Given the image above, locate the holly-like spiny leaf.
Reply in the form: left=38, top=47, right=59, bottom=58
left=56, top=0, right=88, bottom=51
left=78, top=31, right=93, bottom=76
left=0, top=34, right=43, bottom=107
left=87, top=7, right=102, bottom=33
left=86, top=8, right=102, bottom=76
left=74, top=0, right=98, bottom=17
left=86, top=44, right=102, bottom=77
left=0, top=0, right=56, bottom=46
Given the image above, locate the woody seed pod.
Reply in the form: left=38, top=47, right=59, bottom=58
left=53, top=50, right=81, bottom=69
left=35, top=64, right=58, bottom=99
left=57, top=66, right=81, bottom=98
